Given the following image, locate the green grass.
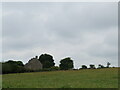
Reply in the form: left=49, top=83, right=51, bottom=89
left=2, top=68, right=118, bottom=88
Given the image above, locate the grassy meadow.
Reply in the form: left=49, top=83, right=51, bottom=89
left=2, top=68, right=118, bottom=88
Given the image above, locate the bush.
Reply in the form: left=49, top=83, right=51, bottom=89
left=89, top=64, right=96, bottom=69
left=81, top=65, right=87, bottom=69
left=38, top=54, right=55, bottom=68
left=2, top=60, right=25, bottom=74
left=98, top=64, right=105, bottom=69
left=2, top=63, right=17, bottom=74
left=50, top=66, right=60, bottom=71
left=42, top=68, right=51, bottom=71
left=59, top=57, right=74, bottom=70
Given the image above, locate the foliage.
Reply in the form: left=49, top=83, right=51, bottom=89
left=50, top=66, right=60, bottom=71
left=1, top=54, right=112, bottom=74
left=38, top=54, right=55, bottom=68
left=2, top=60, right=25, bottom=74
left=89, top=64, right=95, bottom=69
left=98, top=64, right=105, bottom=68
left=5, top=60, right=24, bottom=66
left=107, top=62, right=111, bottom=68
left=81, top=65, right=87, bottom=69
left=40, top=66, right=60, bottom=71
left=59, top=57, right=74, bottom=70
left=41, top=68, right=51, bottom=71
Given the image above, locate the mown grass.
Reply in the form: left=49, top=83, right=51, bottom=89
left=2, top=68, right=118, bottom=88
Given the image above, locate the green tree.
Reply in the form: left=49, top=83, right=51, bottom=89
left=2, top=60, right=25, bottom=74
left=6, top=60, right=24, bottom=66
left=98, top=64, right=105, bottom=68
left=38, top=54, right=55, bottom=68
left=2, top=62, right=18, bottom=73
left=107, top=62, right=111, bottom=68
left=59, top=57, right=74, bottom=70
left=81, top=65, right=87, bottom=69
left=50, top=66, right=60, bottom=71
left=89, top=64, right=95, bottom=69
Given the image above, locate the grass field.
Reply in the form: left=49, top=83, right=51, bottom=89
left=2, top=68, right=118, bottom=88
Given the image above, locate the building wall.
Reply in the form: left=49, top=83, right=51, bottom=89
left=24, top=58, right=42, bottom=71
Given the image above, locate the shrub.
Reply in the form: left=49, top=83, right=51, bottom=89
left=59, top=57, right=74, bottom=70
left=89, top=64, right=96, bottom=69
left=2, top=60, right=25, bottom=74
left=98, top=64, right=105, bottom=69
left=50, top=66, right=60, bottom=71
left=38, top=54, right=55, bottom=68
left=81, top=65, right=87, bottom=69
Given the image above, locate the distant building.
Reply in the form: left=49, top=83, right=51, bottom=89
left=24, top=56, right=42, bottom=71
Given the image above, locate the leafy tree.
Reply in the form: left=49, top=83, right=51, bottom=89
left=107, top=62, right=111, bottom=68
left=2, top=60, right=25, bottom=74
left=38, top=54, right=55, bottom=68
left=2, top=62, right=18, bottom=73
left=98, top=64, right=105, bottom=68
left=59, top=57, right=74, bottom=70
left=50, top=66, right=60, bottom=71
left=16, top=61, right=24, bottom=66
left=89, top=64, right=95, bottom=69
left=81, top=65, right=87, bottom=69
left=6, top=60, right=24, bottom=66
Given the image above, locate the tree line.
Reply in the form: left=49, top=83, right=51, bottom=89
left=1, top=53, right=111, bottom=74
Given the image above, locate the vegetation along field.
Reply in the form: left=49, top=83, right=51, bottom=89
left=2, top=68, right=118, bottom=88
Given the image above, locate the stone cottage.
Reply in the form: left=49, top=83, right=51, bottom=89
left=24, top=56, right=42, bottom=71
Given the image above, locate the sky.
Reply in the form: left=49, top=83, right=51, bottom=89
left=1, top=2, right=118, bottom=68
left=0, top=2, right=2, bottom=63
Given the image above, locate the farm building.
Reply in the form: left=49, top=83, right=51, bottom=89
left=24, top=56, right=43, bottom=71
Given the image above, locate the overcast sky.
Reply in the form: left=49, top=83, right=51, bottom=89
left=1, top=2, right=118, bottom=68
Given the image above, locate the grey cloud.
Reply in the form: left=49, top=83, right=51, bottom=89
left=46, top=3, right=117, bottom=32
left=2, top=2, right=118, bottom=68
